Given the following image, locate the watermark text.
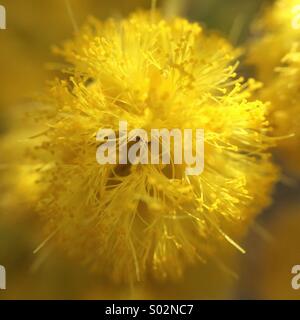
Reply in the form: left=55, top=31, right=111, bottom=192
left=292, top=265, right=300, bottom=290
left=96, top=121, right=204, bottom=176
left=0, top=5, right=6, bottom=30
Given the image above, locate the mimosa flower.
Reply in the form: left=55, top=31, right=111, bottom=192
left=248, top=0, right=300, bottom=175
left=34, top=11, right=278, bottom=283
left=0, top=123, right=42, bottom=219
left=248, top=0, right=300, bottom=82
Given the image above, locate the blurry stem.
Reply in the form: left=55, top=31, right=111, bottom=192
left=151, top=0, right=158, bottom=11
left=151, top=0, right=157, bottom=22
left=163, top=0, right=190, bottom=17
left=229, top=13, right=245, bottom=45
left=64, top=0, right=79, bottom=33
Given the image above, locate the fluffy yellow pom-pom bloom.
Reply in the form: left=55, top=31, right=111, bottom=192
left=248, top=0, right=300, bottom=175
left=34, top=12, right=278, bottom=283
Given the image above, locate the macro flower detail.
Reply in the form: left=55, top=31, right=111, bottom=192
left=34, top=11, right=278, bottom=283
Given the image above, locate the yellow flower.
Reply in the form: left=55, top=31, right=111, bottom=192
left=248, top=0, right=300, bottom=82
left=34, top=11, right=278, bottom=283
left=0, top=115, right=42, bottom=220
left=248, top=0, right=300, bottom=175
left=262, top=46, right=300, bottom=175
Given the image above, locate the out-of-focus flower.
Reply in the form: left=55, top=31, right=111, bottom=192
left=136, top=246, right=241, bottom=299
left=262, top=46, right=300, bottom=175
left=33, top=11, right=278, bottom=284
left=0, top=213, right=135, bottom=300
left=248, top=0, right=300, bottom=82
left=0, top=110, right=42, bottom=221
left=248, top=0, right=300, bottom=176
left=240, top=200, right=300, bottom=300
left=86, top=249, right=240, bottom=299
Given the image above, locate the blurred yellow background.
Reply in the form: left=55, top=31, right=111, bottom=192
left=1, top=0, right=300, bottom=300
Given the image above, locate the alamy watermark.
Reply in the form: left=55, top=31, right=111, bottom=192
left=0, top=265, right=6, bottom=290
left=0, top=5, right=6, bottom=30
left=96, top=121, right=204, bottom=176
left=292, top=265, right=300, bottom=290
